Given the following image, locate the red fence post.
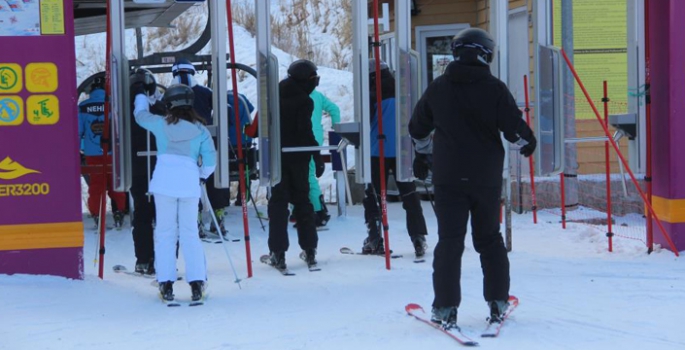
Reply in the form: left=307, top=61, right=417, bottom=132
left=560, top=173, right=566, bottom=229
left=603, top=81, right=613, bottom=252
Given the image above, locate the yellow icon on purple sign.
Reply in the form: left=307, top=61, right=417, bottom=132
left=0, top=157, right=41, bottom=180
left=0, top=95, right=24, bottom=126
left=27, top=95, right=59, bottom=125
left=0, top=63, right=23, bottom=94
left=25, top=62, right=58, bottom=93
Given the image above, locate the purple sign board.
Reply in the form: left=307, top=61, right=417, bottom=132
left=0, top=0, right=83, bottom=279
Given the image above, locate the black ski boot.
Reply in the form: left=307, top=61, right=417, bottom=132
left=315, top=210, right=330, bottom=228
left=361, top=216, right=384, bottom=254
left=113, top=211, right=124, bottom=229
left=135, top=258, right=155, bottom=275
left=487, top=300, right=509, bottom=324
left=158, top=281, right=174, bottom=302
left=411, top=235, right=428, bottom=258
left=303, top=248, right=317, bottom=267
left=189, top=281, right=206, bottom=302
left=269, top=251, right=287, bottom=270
left=431, top=306, right=458, bottom=330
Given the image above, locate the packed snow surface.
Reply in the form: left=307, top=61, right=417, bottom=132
left=1, top=203, right=683, bottom=350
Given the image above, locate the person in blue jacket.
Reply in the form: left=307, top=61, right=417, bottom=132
left=227, top=91, right=256, bottom=207
left=132, top=82, right=216, bottom=304
left=78, top=76, right=126, bottom=228
left=362, top=59, right=428, bottom=258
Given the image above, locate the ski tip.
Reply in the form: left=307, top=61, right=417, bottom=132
left=339, top=247, right=353, bottom=254
left=405, top=303, right=424, bottom=314
left=463, top=341, right=480, bottom=346
left=509, top=295, right=519, bottom=305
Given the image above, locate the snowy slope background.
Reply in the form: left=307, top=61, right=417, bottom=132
left=2, top=1, right=685, bottom=349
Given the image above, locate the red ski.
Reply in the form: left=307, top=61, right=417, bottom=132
left=481, top=295, right=519, bottom=338
left=405, top=303, right=479, bottom=347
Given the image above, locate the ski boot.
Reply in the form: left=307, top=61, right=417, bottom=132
left=135, top=258, right=155, bottom=276
left=158, top=281, right=174, bottom=302
left=113, top=211, right=125, bottom=230
left=431, top=306, right=458, bottom=330
left=303, top=248, right=317, bottom=267
left=361, top=217, right=384, bottom=255
left=210, top=208, right=227, bottom=237
left=487, top=299, right=510, bottom=324
left=189, top=281, right=206, bottom=302
left=315, top=210, right=331, bottom=228
left=269, top=251, right=287, bottom=270
left=411, top=235, right=428, bottom=258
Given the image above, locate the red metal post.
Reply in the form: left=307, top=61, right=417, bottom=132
left=372, top=0, right=391, bottom=269
left=523, top=75, right=537, bottom=224
left=560, top=172, right=566, bottom=229
left=644, top=0, right=654, bottom=252
left=560, top=49, right=678, bottom=256
left=226, top=0, right=253, bottom=277
left=603, top=81, right=613, bottom=252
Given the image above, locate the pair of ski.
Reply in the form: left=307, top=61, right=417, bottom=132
left=339, top=247, right=426, bottom=263
left=259, top=251, right=321, bottom=276
left=200, top=230, right=241, bottom=244
left=405, top=295, right=519, bottom=347
left=161, top=295, right=205, bottom=307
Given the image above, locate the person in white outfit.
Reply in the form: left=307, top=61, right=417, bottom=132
left=132, top=79, right=216, bottom=303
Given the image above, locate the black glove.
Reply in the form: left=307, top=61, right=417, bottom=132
left=130, top=82, right=146, bottom=97
left=200, top=178, right=207, bottom=185
left=313, top=153, right=325, bottom=178
left=519, top=135, right=537, bottom=158
left=413, top=153, right=432, bottom=180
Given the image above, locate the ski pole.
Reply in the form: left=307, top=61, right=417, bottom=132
left=202, top=182, right=242, bottom=288
left=422, top=181, right=437, bottom=216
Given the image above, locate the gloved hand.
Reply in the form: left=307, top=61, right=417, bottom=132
left=413, top=153, right=432, bottom=180
left=200, top=178, right=207, bottom=185
left=519, top=135, right=537, bottom=158
left=313, top=153, right=325, bottom=178
left=130, top=82, right=146, bottom=97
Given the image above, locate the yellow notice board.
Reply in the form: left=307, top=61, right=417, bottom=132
left=40, top=0, right=65, bottom=35
left=553, top=0, right=628, bottom=120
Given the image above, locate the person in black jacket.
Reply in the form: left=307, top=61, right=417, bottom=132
left=409, top=28, right=536, bottom=330
left=267, top=59, right=323, bottom=270
left=129, top=68, right=166, bottom=275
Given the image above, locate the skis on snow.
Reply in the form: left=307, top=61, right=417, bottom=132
left=259, top=254, right=296, bottom=276
left=339, top=247, right=403, bottom=259
left=112, top=264, right=155, bottom=279
left=481, top=295, right=519, bottom=338
left=405, top=303, right=479, bottom=347
left=298, top=251, right=321, bottom=272
left=405, top=295, right=519, bottom=346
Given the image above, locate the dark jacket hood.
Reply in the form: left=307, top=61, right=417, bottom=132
left=445, top=61, right=492, bottom=84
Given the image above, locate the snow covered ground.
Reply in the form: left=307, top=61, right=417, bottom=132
left=1, top=201, right=684, bottom=350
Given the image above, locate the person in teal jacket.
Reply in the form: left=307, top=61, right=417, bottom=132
left=305, top=89, right=340, bottom=227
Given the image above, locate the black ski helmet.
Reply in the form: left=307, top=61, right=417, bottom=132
left=90, top=76, right=105, bottom=91
left=129, top=68, right=157, bottom=96
left=163, top=84, right=195, bottom=110
left=171, top=58, right=196, bottom=76
left=451, top=28, right=495, bottom=65
left=287, top=59, right=318, bottom=80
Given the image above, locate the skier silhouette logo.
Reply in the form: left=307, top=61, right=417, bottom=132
left=0, top=67, right=18, bottom=91
left=0, top=157, right=41, bottom=180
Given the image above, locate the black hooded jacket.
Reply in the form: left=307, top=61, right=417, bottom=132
left=409, top=61, right=534, bottom=187
left=279, top=77, right=319, bottom=163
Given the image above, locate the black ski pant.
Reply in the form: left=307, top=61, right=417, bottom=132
left=267, top=159, right=318, bottom=253
left=200, top=172, right=231, bottom=211
left=130, top=175, right=155, bottom=263
left=362, top=157, right=427, bottom=239
left=432, top=184, right=510, bottom=308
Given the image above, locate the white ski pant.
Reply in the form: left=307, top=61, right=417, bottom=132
left=153, top=193, right=207, bottom=283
